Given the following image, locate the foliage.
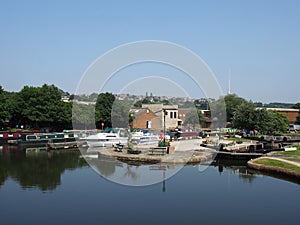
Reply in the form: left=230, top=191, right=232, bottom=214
left=95, top=92, right=115, bottom=128
left=296, top=115, right=300, bottom=125
left=111, top=99, right=131, bottom=128
left=133, top=96, right=170, bottom=108
left=232, top=101, right=256, bottom=131
left=224, top=94, right=248, bottom=122
left=232, top=102, right=289, bottom=134
left=264, top=102, right=294, bottom=108
left=194, top=99, right=210, bottom=110
left=184, top=109, right=204, bottom=128
left=0, top=86, right=9, bottom=127
left=6, top=84, right=72, bottom=130
left=292, top=103, right=300, bottom=110
left=208, top=97, right=227, bottom=128
left=266, top=111, right=289, bottom=134
left=72, top=103, right=95, bottom=129
left=73, top=93, right=98, bottom=102
left=158, top=140, right=170, bottom=147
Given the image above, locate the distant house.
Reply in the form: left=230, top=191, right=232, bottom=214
left=257, top=107, right=300, bottom=123
left=61, top=95, right=70, bottom=102
left=130, top=108, right=161, bottom=129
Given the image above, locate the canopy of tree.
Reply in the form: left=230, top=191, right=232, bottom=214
left=184, top=109, right=204, bottom=129
left=0, top=84, right=295, bottom=133
left=1, top=84, right=72, bottom=131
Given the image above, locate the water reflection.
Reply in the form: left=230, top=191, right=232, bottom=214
left=0, top=146, right=88, bottom=191
left=83, top=151, right=179, bottom=187
left=1, top=145, right=299, bottom=193
left=82, top=149, right=260, bottom=187
left=211, top=159, right=257, bottom=183
left=212, top=158, right=300, bottom=185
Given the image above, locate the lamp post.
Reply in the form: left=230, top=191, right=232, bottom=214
left=163, top=109, right=166, bottom=145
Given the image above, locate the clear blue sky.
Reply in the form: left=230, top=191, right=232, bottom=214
left=0, top=0, right=299, bottom=103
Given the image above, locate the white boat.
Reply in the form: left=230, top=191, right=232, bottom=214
left=131, top=130, right=160, bottom=145
left=86, top=128, right=129, bottom=147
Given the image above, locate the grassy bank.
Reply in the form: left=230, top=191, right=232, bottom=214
left=278, top=149, right=300, bottom=156
left=254, top=158, right=300, bottom=173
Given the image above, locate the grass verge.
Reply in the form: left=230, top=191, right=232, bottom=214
left=254, top=158, right=300, bottom=173
left=278, top=149, right=300, bottom=156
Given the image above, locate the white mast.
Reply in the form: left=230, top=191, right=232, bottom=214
left=228, top=67, right=231, bottom=95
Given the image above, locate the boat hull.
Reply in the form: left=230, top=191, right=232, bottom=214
left=87, top=138, right=128, bottom=147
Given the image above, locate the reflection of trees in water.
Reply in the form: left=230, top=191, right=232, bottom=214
left=0, top=159, right=9, bottom=186
left=0, top=150, right=88, bottom=191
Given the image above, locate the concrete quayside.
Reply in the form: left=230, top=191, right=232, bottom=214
left=92, top=138, right=285, bottom=165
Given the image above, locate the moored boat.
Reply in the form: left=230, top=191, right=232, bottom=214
left=86, top=128, right=129, bottom=148
left=17, top=132, right=79, bottom=150
left=131, top=130, right=160, bottom=145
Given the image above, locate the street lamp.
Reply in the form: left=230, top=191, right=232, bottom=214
left=163, top=109, right=167, bottom=145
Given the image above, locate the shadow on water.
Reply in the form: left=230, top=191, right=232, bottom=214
left=0, top=145, right=88, bottom=191
left=211, top=158, right=300, bottom=185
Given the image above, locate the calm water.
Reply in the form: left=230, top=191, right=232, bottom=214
left=0, top=147, right=299, bottom=225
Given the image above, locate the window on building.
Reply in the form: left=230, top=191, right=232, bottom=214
left=170, top=112, right=173, bottom=119
left=174, top=112, right=177, bottom=118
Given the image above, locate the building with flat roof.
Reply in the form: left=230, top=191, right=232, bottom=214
left=256, top=107, right=299, bottom=123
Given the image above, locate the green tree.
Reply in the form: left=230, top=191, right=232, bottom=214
left=72, top=103, right=95, bottom=129
left=266, top=111, right=289, bottom=134
left=209, top=97, right=227, bottom=128
left=232, top=101, right=256, bottom=131
left=0, top=86, right=9, bottom=128
left=10, top=84, right=71, bottom=130
left=95, top=92, right=115, bottom=128
left=296, top=115, right=300, bottom=125
left=233, top=103, right=289, bottom=134
left=184, top=109, right=204, bottom=129
left=111, top=100, right=131, bottom=128
left=224, top=94, right=248, bottom=122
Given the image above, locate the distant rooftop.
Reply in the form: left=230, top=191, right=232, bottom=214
left=256, top=107, right=299, bottom=112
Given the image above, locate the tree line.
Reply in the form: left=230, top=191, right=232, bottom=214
left=0, top=85, right=131, bottom=131
left=0, top=84, right=299, bottom=133
left=215, top=94, right=298, bottom=134
left=0, top=84, right=72, bottom=131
